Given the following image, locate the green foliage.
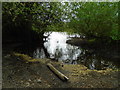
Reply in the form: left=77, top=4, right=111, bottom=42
left=46, top=22, right=67, bottom=32
left=2, top=2, right=119, bottom=43
left=111, top=28, right=120, bottom=40
left=67, top=2, right=119, bottom=41
left=2, top=2, right=64, bottom=42
left=3, top=2, right=63, bottom=32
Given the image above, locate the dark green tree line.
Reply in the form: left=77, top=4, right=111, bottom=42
left=2, top=2, right=63, bottom=43
left=65, top=2, right=119, bottom=41
left=2, top=2, right=119, bottom=44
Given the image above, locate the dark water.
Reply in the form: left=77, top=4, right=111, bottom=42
left=14, top=32, right=119, bottom=70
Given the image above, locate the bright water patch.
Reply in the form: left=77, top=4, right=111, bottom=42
left=33, top=32, right=81, bottom=64
left=31, top=32, right=119, bottom=70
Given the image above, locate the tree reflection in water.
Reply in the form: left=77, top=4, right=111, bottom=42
left=32, top=32, right=119, bottom=70
left=33, top=32, right=81, bottom=62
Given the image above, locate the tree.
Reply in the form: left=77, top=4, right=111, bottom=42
left=67, top=2, right=119, bottom=41
left=2, top=2, right=63, bottom=43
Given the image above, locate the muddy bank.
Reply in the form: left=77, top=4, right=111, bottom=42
left=2, top=52, right=119, bottom=88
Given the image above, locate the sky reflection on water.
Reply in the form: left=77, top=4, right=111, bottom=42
left=32, top=32, right=119, bottom=70
left=33, top=32, right=81, bottom=63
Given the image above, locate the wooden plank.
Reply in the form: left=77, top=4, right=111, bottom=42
left=47, top=63, right=69, bottom=81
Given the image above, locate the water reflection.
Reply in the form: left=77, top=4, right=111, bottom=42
left=77, top=49, right=119, bottom=70
left=33, top=32, right=81, bottom=63
left=33, top=48, right=45, bottom=58
left=32, top=32, right=119, bottom=70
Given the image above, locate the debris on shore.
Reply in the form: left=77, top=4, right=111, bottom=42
left=2, top=52, right=119, bottom=88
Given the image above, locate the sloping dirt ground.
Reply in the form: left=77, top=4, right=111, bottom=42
left=2, top=53, right=119, bottom=88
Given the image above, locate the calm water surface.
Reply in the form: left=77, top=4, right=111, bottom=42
left=33, top=32, right=81, bottom=62
left=31, top=32, right=119, bottom=70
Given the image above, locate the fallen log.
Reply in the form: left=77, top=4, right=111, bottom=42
left=47, top=63, right=69, bottom=81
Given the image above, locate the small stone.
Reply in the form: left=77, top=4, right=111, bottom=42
left=25, top=82, right=30, bottom=87
left=31, top=83, right=34, bottom=85
left=28, top=79, right=31, bottom=82
left=53, top=78, right=55, bottom=81
left=48, top=85, right=51, bottom=87
left=37, top=79, right=41, bottom=83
